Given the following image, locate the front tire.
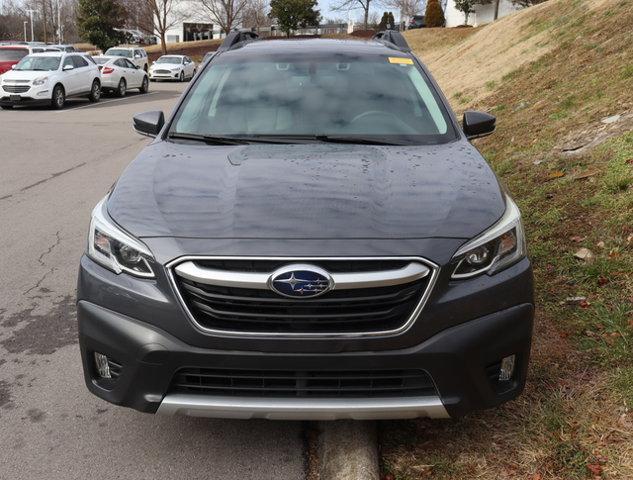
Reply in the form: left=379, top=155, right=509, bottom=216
left=51, top=85, right=65, bottom=109
left=117, top=78, right=126, bottom=97
left=179, top=70, right=184, bottom=82
left=139, top=76, right=149, bottom=94
left=1, top=105, right=13, bottom=110
left=88, top=79, right=101, bottom=102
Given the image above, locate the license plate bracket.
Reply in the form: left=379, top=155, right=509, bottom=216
left=9, top=95, right=21, bottom=102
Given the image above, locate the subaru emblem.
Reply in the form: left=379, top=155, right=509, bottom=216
left=269, top=264, right=334, bottom=298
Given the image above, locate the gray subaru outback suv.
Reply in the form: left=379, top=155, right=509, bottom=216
left=77, top=31, right=534, bottom=420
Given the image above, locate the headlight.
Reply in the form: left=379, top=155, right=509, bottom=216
left=33, top=76, right=48, bottom=86
left=451, top=195, right=526, bottom=279
left=87, top=196, right=155, bottom=278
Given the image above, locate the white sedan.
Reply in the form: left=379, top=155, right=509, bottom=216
left=94, top=56, right=149, bottom=97
left=149, top=55, right=196, bottom=82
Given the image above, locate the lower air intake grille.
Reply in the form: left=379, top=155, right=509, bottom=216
left=170, top=368, right=437, bottom=398
left=3, top=85, right=30, bottom=93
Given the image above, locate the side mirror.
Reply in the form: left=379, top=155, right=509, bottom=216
left=134, top=54, right=141, bottom=59
left=133, top=111, right=164, bottom=137
left=11, top=64, right=17, bottom=70
left=463, top=110, right=496, bottom=139
left=63, top=64, right=74, bottom=71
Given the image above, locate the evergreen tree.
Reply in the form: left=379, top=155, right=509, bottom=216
left=77, top=0, right=126, bottom=51
left=387, top=12, right=395, bottom=28
left=269, top=0, right=320, bottom=37
left=424, top=0, right=445, bottom=27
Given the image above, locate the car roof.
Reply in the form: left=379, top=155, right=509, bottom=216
left=29, top=52, right=65, bottom=57
left=0, top=45, right=29, bottom=49
left=219, top=38, right=412, bottom=58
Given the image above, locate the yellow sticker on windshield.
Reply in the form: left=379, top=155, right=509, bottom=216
left=388, top=57, right=414, bottom=65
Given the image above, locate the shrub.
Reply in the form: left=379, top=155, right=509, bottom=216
left=425, top=0, right=446, bottom=27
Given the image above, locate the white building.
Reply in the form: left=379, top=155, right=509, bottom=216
left=443, top=0, right=523, bottom=27
left=163, top=0, right=224, bottom=43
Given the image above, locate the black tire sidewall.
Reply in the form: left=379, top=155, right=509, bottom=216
left=118, top=79, right=126, bottom=97
left=52, top=85, right=65, bottom=109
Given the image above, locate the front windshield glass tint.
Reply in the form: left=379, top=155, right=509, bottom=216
left=171, top=54, right=455, bottom=144
left=105, top=48, right=132, bottom=58
left=0, top=48, right=28, bottom=61
left=156, top=56, right=181, bottom=64
left=15, top=55, right=61, bottom=71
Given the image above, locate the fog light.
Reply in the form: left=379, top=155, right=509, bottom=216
left=499, top=354, right=516, bottom=381
left=94, top=352, right=111, bottom=379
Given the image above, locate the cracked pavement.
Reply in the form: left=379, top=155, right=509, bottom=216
left=0, top=83, right=306, bottom=480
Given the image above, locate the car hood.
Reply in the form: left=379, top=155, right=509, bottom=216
left=107, top=141, right=505, bottom=240
left=1, top=70, right=42, bottom=81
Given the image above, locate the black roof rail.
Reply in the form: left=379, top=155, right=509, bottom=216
left=372, top=30, right=411, bottom=52
left=216, top=29, right=259, bottom=53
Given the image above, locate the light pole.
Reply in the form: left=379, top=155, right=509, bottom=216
left=24, top=21, right=28, bottom=41
left=26, top=9, right=37, bottom=42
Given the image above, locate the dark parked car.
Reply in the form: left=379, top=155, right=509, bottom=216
left=78, top=31, right=533, bottom=420
left=408, top=15, right=426, bottom=29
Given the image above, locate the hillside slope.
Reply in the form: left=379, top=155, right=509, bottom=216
left=381, top=1, right=633, bottom=478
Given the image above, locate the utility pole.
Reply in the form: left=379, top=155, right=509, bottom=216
left=26, top=9, right=38, bottom=42
left=24, top=21, right=28, bottom=41
left=57, top=0, right=63, bottom=43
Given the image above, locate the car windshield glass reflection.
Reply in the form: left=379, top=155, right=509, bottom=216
left=15, top=56, right=61, bottom=71
left=171, top=56, right=456, bottom=145
left=156, top=56, right=181, bottom=64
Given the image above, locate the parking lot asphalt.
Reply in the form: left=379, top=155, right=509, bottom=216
left=0, top=82, right=307, bottom=480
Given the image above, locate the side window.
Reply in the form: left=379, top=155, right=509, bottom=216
left=125, top=59, right=136, bottom=69
left=114, top=59, right=125, bottom=68
left=32, top=48, right=43, bottom=53
left=134, top=50, right=142, bottom=58
left=73, top=55, right=89, bottom=68
left=62, top=56, right=74, bottom=68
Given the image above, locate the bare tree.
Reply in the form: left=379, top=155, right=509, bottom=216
left=382, top=0, right=422, bottom=22
left=241, top=0, right=270, bottom=31
left=198, top=0, right=251, bottom=36
left=331, top=0, right=379, bottom=30
left=132, top=0, right=186, bottom=55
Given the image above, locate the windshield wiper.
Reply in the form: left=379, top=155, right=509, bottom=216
left=168, top=132, right=302, bottom=145
left=312, top=135, right=402, bottom=146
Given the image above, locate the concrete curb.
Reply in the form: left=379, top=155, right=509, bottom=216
left=317, top=421, right=379, bottom=480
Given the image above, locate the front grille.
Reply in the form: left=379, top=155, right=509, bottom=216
left=172, top=258, right=433, bottom=335
left=170, top=368, right=437, bottom=398
left=154, top=69, right=171, bottom=74
left=3, top=85, right=30, bottom=93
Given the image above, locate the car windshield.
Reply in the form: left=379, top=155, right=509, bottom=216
left=156, top=56, right=181, bottom=64
left=0, top=48, right=28, bottom=61
left=105, top=48, right=132, bottom=58
left=170, top=53, right=456, bottom=144
left=14, top=55, right=61, bottom=71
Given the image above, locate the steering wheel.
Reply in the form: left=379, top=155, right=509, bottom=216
left=349, top=110, right=417, bottom=134
left=350, top=110, right=400, bottom=123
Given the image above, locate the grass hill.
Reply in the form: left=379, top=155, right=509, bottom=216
left=381, top=0, right=633, bottom=478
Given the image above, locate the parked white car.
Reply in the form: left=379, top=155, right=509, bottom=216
left=149, top=55, right=196, bottom=82
left=104, top=47, right=149, bottom=72
left=94, top=56, right=149, bottom=96
left=0, top=52, right=101, bottom=109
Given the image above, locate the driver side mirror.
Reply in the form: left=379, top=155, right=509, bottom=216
left=63, top=64, right=74, bottom=71
left=463, top=111, right=496, bottom=139
left=133, top=111, right=164, bottom=137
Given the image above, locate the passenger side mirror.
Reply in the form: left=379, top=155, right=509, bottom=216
left=463, top=111, right=496, bottom=139
left=63, top=64, right=74, bottom=71
left=133, top=111, right=164, bottom=137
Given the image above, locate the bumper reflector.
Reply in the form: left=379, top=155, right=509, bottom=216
left=94, top=352, right=112, bottom=378
left=499, top=354, right=516, bottom=381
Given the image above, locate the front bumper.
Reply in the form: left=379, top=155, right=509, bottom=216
left=149, top=71, right=180, bottom=80
left=0, top=84, right=51, bottom=105
left=78, top=298, right=534, bottom=420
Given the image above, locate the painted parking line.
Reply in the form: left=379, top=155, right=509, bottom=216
left=56, top=91, right=159, bottom=112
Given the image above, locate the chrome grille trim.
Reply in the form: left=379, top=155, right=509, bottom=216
left=174, top=261, right=430, bottom=290
left=166, top=256, right=439, bottom=339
